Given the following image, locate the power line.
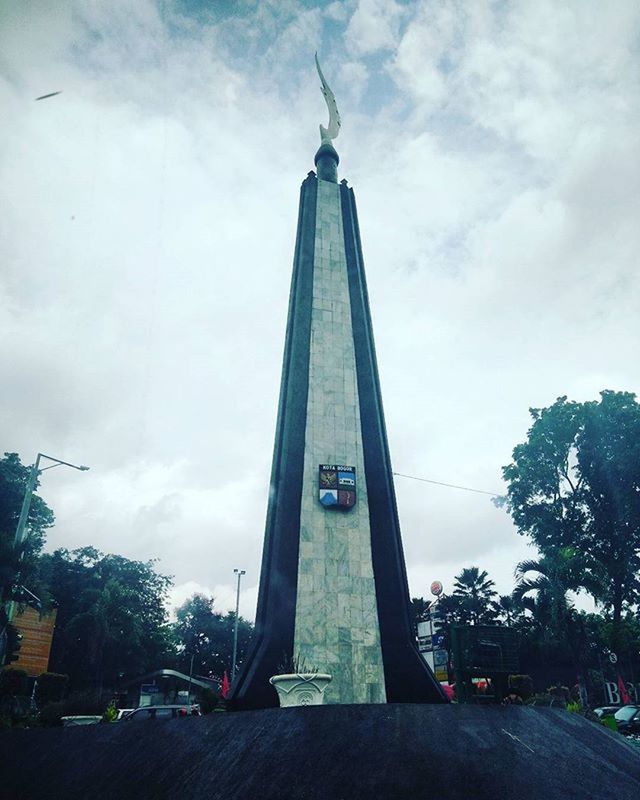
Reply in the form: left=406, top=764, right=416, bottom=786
left=393, top=472, right=500, bottom=497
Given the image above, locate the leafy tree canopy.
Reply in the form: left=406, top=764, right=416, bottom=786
left=39, top=547, right=174, bottom=689
left=173, top=592, right=253, bottom=681
left=452, top=566, right=498, bottom=626
left=501, top=391, right=640, bottom=630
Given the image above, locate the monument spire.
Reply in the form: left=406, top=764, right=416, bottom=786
left=313, top=53, right=340, bottom=183
left=230, top=58, right=445, bottom=709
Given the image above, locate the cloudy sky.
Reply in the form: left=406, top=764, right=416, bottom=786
left=1, top=0, right=639, bottom=619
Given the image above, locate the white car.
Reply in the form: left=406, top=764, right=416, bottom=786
left=61, top=715, right=103, bottom=727
left=125, top=704, right=202, bottom=721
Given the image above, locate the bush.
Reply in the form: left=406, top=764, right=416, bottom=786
left=508, top=675, right=534, bottom=701
left=38, top=689, right=111, bottom=726
left=548, top=685, right=570, bottom=708
left=39, top=701, right=65, bottom=727
left=35, top=673, right=68, bottom=707
left=0, top=668, right=29, bottom=697
left=200, top=688, right=219, bottom=715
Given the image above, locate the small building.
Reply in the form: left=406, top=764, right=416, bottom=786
left=7, top=606, right=57, bottom=677
left=122, top=669, right=220, bottom=708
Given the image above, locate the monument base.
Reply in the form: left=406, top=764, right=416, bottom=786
left=1, top=703, right=638, bottom=799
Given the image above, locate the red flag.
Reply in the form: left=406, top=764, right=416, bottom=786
left=221, top=670, right=230, bottom=699
left=617, top=675, right=630, bottom=705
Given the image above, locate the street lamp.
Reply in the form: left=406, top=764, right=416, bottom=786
left=231, top=568, right=246, bottom=678
left=14, top=453, right=89, bottom=552
left=8, top=452, right=89, bottom=622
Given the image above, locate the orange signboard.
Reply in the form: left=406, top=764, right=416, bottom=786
left=9, top=606, right=57, bottom=677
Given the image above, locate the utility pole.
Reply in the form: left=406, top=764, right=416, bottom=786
left=6, top=453, right=89, bottom=629
left=232, top=568, right=246, bottom=679
left=187, top=652, right=194, bottom=704
left=14, top=453, right=89, bottom=552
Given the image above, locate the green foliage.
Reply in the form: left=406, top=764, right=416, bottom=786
left=493, top=595, right=523, bottom=627
left=547, top=684, right=570, bottom=707
left=502, top=391, right=640, bottom=643
left=579, top=391, right=640, bottom=626
left=38, top=701, right=65, bottom=727
left=35, top=672, right=68, bottom=706
left=199, top=687, right=219, bottom=714
left=453, top=567, right=498, bottom=625
left=502, top=397, right=587, bottom=551
left=173, top=593, right=253, bottom=680
left=410, top=596, right=430, bottom=626
left=2, top=620, right=23, bottom=665
left=103, top=700, right=118, bottom=722
left=512, top=549, right=590, bottom=646
left=44, top=688, right=110, bottom=719
left=39, top=690, right=110, bottom=727
left=40, top=547, right=175, bottom=689
left=508, top=674, right=534, bottom=701
left=276, top=652, right=319, bottom=675
left=0, top=667, right=29, bottom=696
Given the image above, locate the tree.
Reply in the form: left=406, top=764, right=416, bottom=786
left=492, top=594, right=523, bottom=627
left=173, top=593, right=253, bottom=680
left=452, top=567, right=498, bottom=625
left=501, top=391, right=640, bottom=644
left=578, top=391, right=640, bottom=628
left=410, top=596, right=431, bottom=629
left=513, top=548, right=590, bottom=643
left=39, top=547, right=175, bottom=689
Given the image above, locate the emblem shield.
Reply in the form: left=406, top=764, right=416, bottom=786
left=319, top=465, right=356, bottom=509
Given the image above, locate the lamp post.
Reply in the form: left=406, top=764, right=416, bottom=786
left=14, top=453, right=89, bottom=551
left=8, top=452, right=89, bottom=622
left=231, top=568, right=246, bottom=678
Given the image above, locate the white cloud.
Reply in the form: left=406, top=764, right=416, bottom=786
left=345, top=0, right=405, bottom=56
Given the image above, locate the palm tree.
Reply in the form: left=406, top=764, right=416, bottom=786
left=493, top=594, right=521, bottom=627
left=453, top=567, right=498, bottom=625
left=513, top=547, right=598, bottom=639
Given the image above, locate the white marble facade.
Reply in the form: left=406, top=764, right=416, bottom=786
left=293, top=178, right=386, bottom=704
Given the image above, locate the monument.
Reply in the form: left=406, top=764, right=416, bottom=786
left=230, top=58, right=445, bottom=708
left=3, top=59, right=638, bottom=800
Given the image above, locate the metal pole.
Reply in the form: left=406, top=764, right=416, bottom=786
left=231, top=569, right=246, bottom=678
left=187, top=652, right=194, bottom=704
left=6, top=456, right=42, bottom=625
left=8, top=453, right=89, bottom=626
left=13, top=453, right=89, bottom=552
left=13, top=455, right=42, bottom=551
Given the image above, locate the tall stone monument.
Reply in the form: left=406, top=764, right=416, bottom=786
left=230, top=59, right=444, bottom=709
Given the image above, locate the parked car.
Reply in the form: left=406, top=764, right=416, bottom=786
left=61, top=715, right=103, bottom=727
left=125, top=705, right=201, bottom=721
left=593, top=706, right=620, bottom=718
left=614, top=705, right=640, bottom=735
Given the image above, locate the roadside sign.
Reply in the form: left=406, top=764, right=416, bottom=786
left=430, top=581, right=443, bottom=597
left=141, top=684, right=159, bottom=694
left=609, top=652, right=618, bottom=664
left=434, top=649, right=448, bottom=667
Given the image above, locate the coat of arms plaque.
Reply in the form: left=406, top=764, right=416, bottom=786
left=319, top=464, right=356, bottom=509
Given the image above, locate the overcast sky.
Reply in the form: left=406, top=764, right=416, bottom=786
left=1, top=0, right=639, bottom=620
